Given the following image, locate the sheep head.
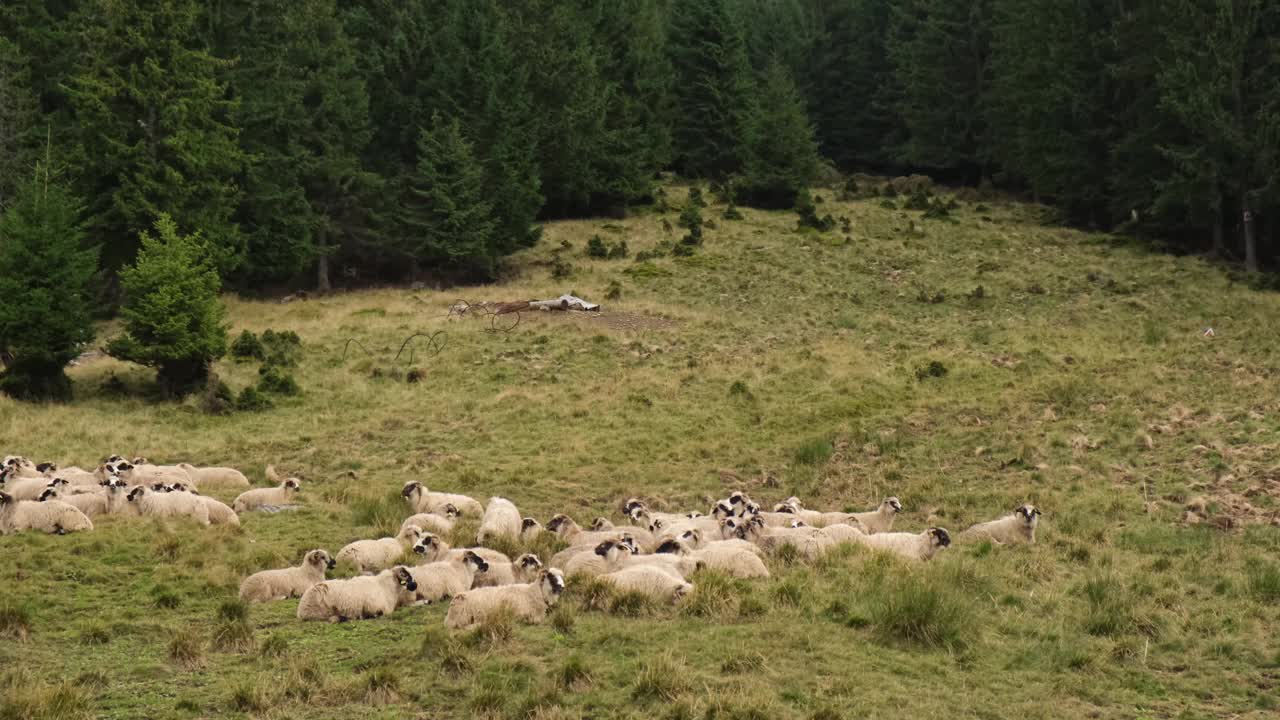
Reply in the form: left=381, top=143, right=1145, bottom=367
left=884, top=497, right=903, bottom=514
left=126, top=487, right=148, bottom=502
left=541, top=569, right=566, bottom=600
left=401, top=481, right=422, bottom=499
left=391, top=566, right=417, bottom=593
left=927, top=527, right=951, bottom=548
left=307, top=550, right=337, bottom=570
left=443, top=503, right=460, bottom=518
left=515, top=554, right=543, bottom=571
left=412, top=533, right=442, bottom=559
left=1016, top=504, right=1041, bottom=525
left=546, top=514, right=573, bottom=534
left=461, top=551, right=490, bottom=575
left=36, top=462, right=57, bottom=474
left=654, top=538, right=689, bottom=555
left=589, top=517, right=613, bottom=531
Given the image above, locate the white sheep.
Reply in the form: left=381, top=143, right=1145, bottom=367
left=444, top=569, right=565, bottom=630
left=819, top=522, right=867, bottom=545
left=549, top=514, right=653, bottom=549
left=0, top=491, right=94, bottom=535
left=297, top=566, right=419, bottom=622
left=851, top=497, right=902, bottom=534
left=126, top=486, right=210, bottom=525
left=197, top=495, right=241, bottom=526
left=476, top=497, right=522, bottom=544
left=407, top=551, right=489, bottom=604
left=520, top=517, right=544, bottom=542
left=337, top=525, right=425, bottom=573
left=400, top=505, right=459, bottom=536
left=2, top=474, right=60, bottom=502
left=741, top=517, right=833, bottom=560
left=549, top=532, right=639, bottom=568
left=233, top=478, right=301, bottom=512
left=37, top=485, right=109, bottom=517
left=959, top=505, right=1040, bottom=545
left=401, top=481, right=483, bottom=518
left=648, top=514, right=722, bottom=542
left=239, top=550, right=336, bottom=602
left=668, top=528, right=764, bottom=557
left=654, top=538, right=770, bottom=579
left=473, top=553, right=544, bottom=588
left=178, top=463, right=250, bottom=488
left=589, top=517, right=656, bottom=544
left=599, top=565, right=692, bottom=603
left=53, top=467, right=100, bottom=487
left=410, top=533, right=512, bottom=565
left=563, top=538, right=632, bottom=578
left=102, top=460, right=189, bottom=488
left=854, top=527, right=951, bottom=561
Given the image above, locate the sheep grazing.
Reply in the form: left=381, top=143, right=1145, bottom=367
left=125, top=486, right=210, bottom=525
left=960, top=504, right=1041, bottom=545
left=401, top=481, right=483, bottom=518
left=855, top=527, right=951, bottom=561
left=520, top=517, right=544, bottom=542
left=851, top=497, right=903, bottom=534
left=337, top=525, right=426, bottom=574
left=239, top=550, right=336, bottom=602
left=473, top=553, right=544, bottom=588
left=0, top=491, right=94, bottom=535
left=599, top=566, right=692, bottom=603
left=476, top=497, right=522, bottom=544
left=297, top=566, right=419, bottom=622
left=233, top=478, right=301, bottom=512
left=407, top=551, right=489, bottom=604
left=444, top=568, right=566, bottom=630
left=400, top=505, right=459, bottom=536
left=177, top=463, right=250, bottom=488
left=409, top=532, right=512, bottom=567
left=654, top=538, right=770, bottom=579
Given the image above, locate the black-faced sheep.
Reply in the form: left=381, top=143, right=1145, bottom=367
left=337, top=525, right=425, bottom=573
left=401, top=481, right=483, bottom=518
left=549, top=514, right=655, bottom=550
left=444, top=568, right=565, bottom=630
left=409, top=533, right=512, bottom=567
left=959, top=505, right=1040, bottom=545
left=37, top=485, right=108, bottom=517
left=240, top=550, right=335, bottom=602
left=473, top=553, right=544, bottom=588
left=297, top=566, right=419, bottom=622
left=126, top=486, right=210, bottom=525
left=233, top=478, right=301, bottom=512
left=407, top=551, right=489, bottom=604
left=741, top=516, right=834, bottom=560
left=655, top=537, right=770, bottom=578
left=0, top=491, right=94, bottom=535
left=520, top=517, right=544, bottom=542
left=476, top=497, right=522, bottom=544
left=854, top=527, right=951, bottom=561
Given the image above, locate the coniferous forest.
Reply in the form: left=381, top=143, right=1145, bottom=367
left=1, top=0, right=1278, bottom=290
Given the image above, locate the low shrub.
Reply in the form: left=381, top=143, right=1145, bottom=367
left=230, top=330, right=265, bottom=361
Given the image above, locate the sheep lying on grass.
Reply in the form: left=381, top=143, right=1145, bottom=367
left=854, top=527, right=951, bottom=561
left=675, top=528, right=764, bottom=557
left=337, top=525, right=426, bottom=573
left=410, top=533, right=512, bottom=566
left=549, top=514, right=654, bottom=550
left=444, top=569, right=566, bottom=630
left=599, top=566, right=692, bottom=603
left=38, top=485, right=109, bottom=517
left=233, top=478, right=301, bottom=512
left=197, top=495, right=241, bottom=526
left=297, top=566, right=418, bottom=622
left=178, top=463, right=250, bottom=488
left=401, top=481, right=483, bottom=518
left=476, top=497, right=522, bottom=544
left=960, top=504, right=1040, bottom=545
left=240, top=550, right=336, bottom=602
left=0, top=491, right=94, bottom=535
left=126, top=486, right=210, bottom=525
left=400, top=505, right=459, bottom=536
left=473, top=553, right=544, bottom=588
left=407, top=551, right=489, bottom=604
left=550, top=533, right=638, bottom=569
left=741, top=517, right=834, bottom=560
left=654, top=538, right=770, bottom=578
left=1, top=473, right=60, bottom=502
left=851, top=497, right=902, bottom=534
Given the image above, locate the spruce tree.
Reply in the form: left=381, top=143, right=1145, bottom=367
left=0, top=38, right=39, bottom=209
left=668, top=0, right=756, bottom=178
left=107, top=214, right=228, bottom=397
left=400, top=114, right=498, bottom=279
left=66, top=0, right=244, bottom=275
left=0, top=170, right=98, bottom=401
left=887, top=0, right=994, bottom=179
left=739, top=58, right=821, bottom=209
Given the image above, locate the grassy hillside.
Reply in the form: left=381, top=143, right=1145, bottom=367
left=2, top=186, right=1279, bottom=720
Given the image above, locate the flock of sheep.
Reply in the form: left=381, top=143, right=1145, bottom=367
left=1, top=454, right=1042, bottom=632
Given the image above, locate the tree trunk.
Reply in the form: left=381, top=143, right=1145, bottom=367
left=1242, top=198, right=1258, bottom=272
left=316, top=229, right=331, bottom=292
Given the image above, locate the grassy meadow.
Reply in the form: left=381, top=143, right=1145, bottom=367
left=2, top=185, right=1280, bottom=719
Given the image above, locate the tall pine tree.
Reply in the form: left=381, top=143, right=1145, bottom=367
left=739, top=58, right=821, bottom=209
left=668, top=0, right=756, bottom=179
left=66, top=0, right=244, bottom=275
left=0, top=37, right=39, bottom=209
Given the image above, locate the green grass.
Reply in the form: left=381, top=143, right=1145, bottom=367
left=2, top=185, right=1279, bottom=718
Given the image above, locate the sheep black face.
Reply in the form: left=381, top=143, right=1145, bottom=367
left=593, top=540, right=616, bottom=558
left=886, top=497, right=903, bottom=513
left=394, top=567, right=417, bottom=592
left=443, top=504, right=460, bottom=518
left=517, top=554, right=542, bottom=570
left=680, top=529, right=700, bottom=545
left=544, top=570, right=566, bottom=596
left=401, top=482, right=420, bottom=498
left=463, top=551, right=490, bottom=574
left=284, top=479, right=300, bottom=491
left=412, top=535, right=438, bottom=555
left=0, top=491, right=13, bottom=505
left=619, top=535, right=640, bottom=555
left=521, top=517, right=539, bottom=531
left=48, top=478, right=69, bottom=489
left=742, top=501, right=760, bottom=517
left=308, top=551, right=336, bottom=570
left=623, top=498, right=646, bottom=514
left=36, top=462, right=57, bottom=474
left=686, top=511, right=703, bottom=519
left=546, top=515, right=569, bottom=532
left=655, top=539, right=681, bottom=554
left=729, top=491, right=749, bottom=506
left=126, top=488, right=145, bottom=502
left=590, top=517, right=610, bottom=531
left=1016, top=505, right=1041, bottom=524
left=37, top=488, right=57, bottom=502
left=929, top=528, right=951, bottom=547
left=712, top=501, right=733, bottom=519
left=151, top=483, right=168, bottom=492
